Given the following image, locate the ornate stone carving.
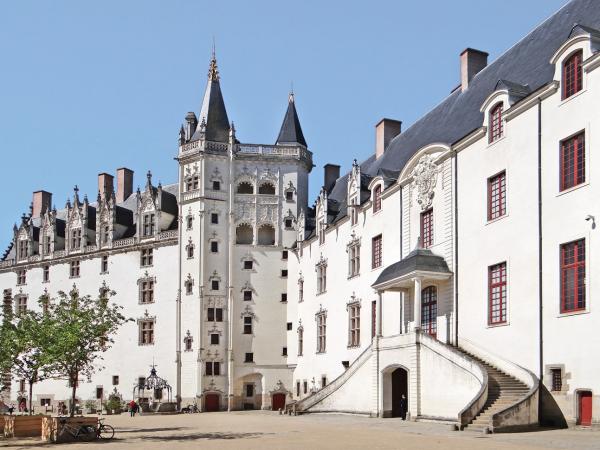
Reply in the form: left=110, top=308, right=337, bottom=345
left=411, top=154, right=438, bottom=210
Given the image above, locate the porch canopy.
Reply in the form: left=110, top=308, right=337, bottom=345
left=371, top=248, right=452, bottom=331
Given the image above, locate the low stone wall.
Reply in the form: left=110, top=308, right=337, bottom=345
left=42, top=416, right=98, bottom=442
left=3, top=415, right=45, bottom=438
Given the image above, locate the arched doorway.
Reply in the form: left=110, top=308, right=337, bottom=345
left=204, top=393, right=220, bottom=412
left=272, top=393, right=286, bottom=411
left=391, top=368, right=408, bottom=418
left=421, top=286, right=437, bottom=338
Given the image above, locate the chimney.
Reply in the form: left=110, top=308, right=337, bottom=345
left=323, top=164, right=340, bottom=193
left=116, top=168, right=134, bottom=203
left=375, top=118, right=402, bottom=159
left=32, top=191, right=52, bottom=218
left=98, top=173, right=114, bottom=200
left=460, top=48, right=488, bottom=91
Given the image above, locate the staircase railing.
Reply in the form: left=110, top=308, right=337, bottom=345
left=293, top=344, right=373, bottom=413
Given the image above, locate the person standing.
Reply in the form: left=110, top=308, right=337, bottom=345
left=129, top=400, right=137, bottom=417
left=399, top=394, right=407, bottom=420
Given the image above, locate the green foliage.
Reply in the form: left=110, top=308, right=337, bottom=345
left=0, top=321, right=17, bottom=392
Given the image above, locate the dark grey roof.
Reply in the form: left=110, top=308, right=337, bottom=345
left=276, top=94, right=307, bottom=147
left=325, top=0, right=600, bottom=210
left=372, top=248, right=451, bottom=289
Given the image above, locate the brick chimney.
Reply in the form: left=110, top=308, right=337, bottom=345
left=32, top=191, right=52, bottom=218
left=116, top=168, right=134, bottom=203
left=98, top=173, right=114, bottom=200
left=324, top=164, right=340, bottom=193
left=460, top=48, right=488, bottom=92
left=375, top=118, right=402, bottom=159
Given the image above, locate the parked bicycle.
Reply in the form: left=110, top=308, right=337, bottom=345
left=97, top=418, right=115, bottom=439
left=57, top=418, right=97, bottom=441
left=181, top=403, right=199, bottom=413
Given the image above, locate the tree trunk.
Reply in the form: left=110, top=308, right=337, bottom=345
left=70, top=369, right=77, bottom=417
left=28, top=380, right=33, bottom=415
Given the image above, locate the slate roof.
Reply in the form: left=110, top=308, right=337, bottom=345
left=318, top=0, right=600, bottom=222
left=276, top=94, right=307, bottom=147
left=372, top=248, right=451, bottom=289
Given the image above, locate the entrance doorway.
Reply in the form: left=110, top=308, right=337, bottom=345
left=204, top=393, right=220, bottom=412
left=272, top=393, right=286, bottom=411
left=391, top=368, right=408, bottom=418
left=578, top=391, right=592, bottom=426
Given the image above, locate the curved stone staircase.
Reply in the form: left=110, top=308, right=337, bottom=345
left=460, top=351, right=532, bottom=432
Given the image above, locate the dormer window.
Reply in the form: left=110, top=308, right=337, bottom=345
left=186, top=175, right=199, bottom=191
left=373, top=185, right=382, bottom=213
left=70, top=228, right=82, bottom=250
left=43, top=235, right=51, bottom=255
left=18, top=240, right=28, bottom=259
left=258, top=182, right=275, bottom=195
left=563, top=50, right=583, bottom=99
left=237, top=182, right=254, bottom=194
left=101, top=225, right=110, bottom=246
left=143, top=213, right=155, bottom=236
left=489, top=103, right=503, bottom=143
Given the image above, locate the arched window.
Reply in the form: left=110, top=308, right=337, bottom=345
left=489, top=103, right=503, bottom=143
left=563, top=50, right=583, bottom=99
left=421, top=286, right=437, bottom=338
left=257, top=224, right=275, bottom=246
left=236, top=224, right=253, bottom=245
left=237, top=182, right=254, bottom=194
left=373, top=185, right=382, bottom=213
left=258, top=182, right=275, bottom=195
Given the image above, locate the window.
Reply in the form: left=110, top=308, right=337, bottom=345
left=489, top=263, right=507, bottom=325
left=236, top=224, right=253, bottom=245
left=282, top=347, right=288, bottom=356
left=281, top=269, right=288, bottom=278
left=321, top=376, right=327, bottom=388
left=15, top=295, right=27, bottom=315
left=372, top=234, right=382, bottom=269
left=141, top=248, right=153, bottom=267
left=42, top=265, right=50, bottom=283
left=281, top=293, right=288, bottom=303
left=207, top=307, right=223, bottom=322
left=296, top=381, right=301, bottom=397
left=211, top=280, right=219, bottom=291
left=316, top=313, right=327, bottom=353
left=563, top=50, right=583, bottom=99
left=244, top=352, right=254, bottom=363
left=286, top=191, right=294, bottom=201
left=243, top=260, right=253, bottom=270
left=187, top=242, right=195, bottom=258
left=206, top=361, right=221, bottom=375
left=96, top=387, right=104, bottom=400
left=317, top=263, right=327, bottom=294
left=303, top=380, right=308, bottom=394
left=371, top=300, right=377, bottom=338
left=210, top=241, right=218, bottom=253
left=43, top=235, right=51, bottom=255
left=488, top=171, right=507, bottom=221
left=243, top=290, right=252, bottom=301
left=185, top=278, right=193, bottom=295
left=41, top=398, right=51, bottom=407
left=421, top=209, right=433, bottom=248
left=245, top=384, right=254, bottom=397
left=257, top=224, right=275, bottom=246
left=138, top=377, right=146, bottom=388
left=551, top=368, right=562, bottom=392
left=489, top=103, right=504, bottom=143
left=286, top=322, right=293, bottom=331
left=210, top=333, right=219, bottom=345
left=237, top=182, right=253, bottom=194
left=318, top=220, right=326, bottom=245
left=70, top=260, right=80, bottom=278
left=348, top=243, right=360, bottom=277
left=101, top=225, right=110, bottom=245
left=282, top=250, right=288, bottom=260
left=184, top=335, right=193, bottom=351
left=348, top=303, right=360, bottom=347
left=18, top=240, right=28, bottom=259
left=243, top=316, right=253, bottom=334
left=285, top=218, right=293, bottom=229
left=139, top=320, right=155, bottom=345
left=211, top=213, right=219, bottom=224
left=298, top=278, right=304, bottom=303
left=143, top=213, right=155, bottom=236
left=212, top=180, right=221, bottom=191
left=112, top=376, right=119, bottom=386
left=186, top=216, right=193, bottom=230
left=140, top=280, right=155, bottom=304
left=297, top=327, right=304, bottom=356
left=350, top=198, right=358, bottom=226
left=19, top=379, right=26, bottom=392
left=560, top=132, right=585, bottom=191
left=16, top=269, right=26, bottom=285
left=101, top=255, right=109, bottom=273
left=70, top=228, right=82, bottom=250
left=421, top=286, right=438, bottom=337
left=258, top=183, right=275, bottom=195
left=560, top=239, right=585, bottom=313
left=373, top=185, right=382, bottom=213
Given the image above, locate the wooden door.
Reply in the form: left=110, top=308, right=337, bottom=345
left=579, top=391, right=592, bottom=426
left=204, top=394, right=220, bottom=412
left=272, top=393, right=286, bottom=411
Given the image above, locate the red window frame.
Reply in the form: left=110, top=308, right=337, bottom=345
left=372, top=234, right=382, bottom=269
left=421, top=286, right=437, bottom=338
left=489, top=103, right=504, bottom=143
left=560, top=239, right=585, bottom=313
left=560, top=132, right=585, bottom=191
left=488, top=262, right=507, bottom=325
left=562, top=50, right=583, bottom=99
left=487, top=171, right=506, bottom=221
left=373, top=185, right=382, bottom=213
left=420, top=209, right=433, bottom=248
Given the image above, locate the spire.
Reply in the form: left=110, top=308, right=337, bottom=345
left=192, top=50, right=230, bottom=143
left=276, top=91, right=307, bottom=147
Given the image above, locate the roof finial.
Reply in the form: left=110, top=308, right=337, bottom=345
left=208, top=40, right=220, bottom=82
left=289, top=81, right=295, bottom=102
left=146, top=170, right=152, bottom=189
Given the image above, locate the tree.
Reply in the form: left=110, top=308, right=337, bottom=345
left=0, top=320, right=17, bottom=395
left=44, top=287, right=130, bottom=417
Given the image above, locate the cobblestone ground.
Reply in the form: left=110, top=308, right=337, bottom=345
left=1, top=411, right=600, bottom=450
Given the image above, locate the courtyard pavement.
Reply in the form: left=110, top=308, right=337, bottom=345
left=1, top=411, right=600, bottom=450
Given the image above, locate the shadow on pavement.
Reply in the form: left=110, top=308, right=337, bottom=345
left=140, top=431, right=270, bottom=442
left=117, top=427, right=188, bottom=434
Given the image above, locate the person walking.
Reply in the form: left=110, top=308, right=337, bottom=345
left=129, top=400, right=137, bottom=417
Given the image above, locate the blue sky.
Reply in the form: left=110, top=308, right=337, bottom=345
left=0, top=0, right=568, bottom=248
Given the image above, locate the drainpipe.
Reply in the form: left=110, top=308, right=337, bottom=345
left=176, top=161, right=183, bottom=409
left=537, top=99, right=544, bottom=424
left=197, top=156, right=206, bottom=409
left=226, top=131, right=235, bottom=411
left=399, top=186, right=404, bottom=334
left=453, top=150, right=459, bottom=347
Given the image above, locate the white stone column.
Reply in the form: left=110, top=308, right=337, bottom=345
left=376, top=291, right=383, bottom=337
left=413, top=277, right=422, bottom=330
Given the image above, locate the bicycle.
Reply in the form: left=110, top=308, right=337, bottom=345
left=56, top=418, right=97, bottom=441
left=97, top=418, right=115, bottom=440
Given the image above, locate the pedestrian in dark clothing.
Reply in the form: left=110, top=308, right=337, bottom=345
left=399, top=394, right=407, bottom=420
left=129, top=400, right=137, bottom=417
